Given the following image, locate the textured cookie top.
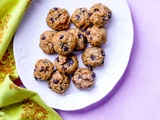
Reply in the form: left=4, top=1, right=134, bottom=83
left=46, top=7, right=70, bottom=31
left=52, top=31, right=76, bottom=55
left=82, top=47, right=105, bottom=68
left=72, top=68, right=95, bottom=90
left=34, top=59, right=54, bottom=81
left=48, top=70, right=70, bottom=94
left=89, top=3, right=112, bottom=27
left=71, top=7, right=91, bottom=30
left=54, top=54, right=78, bottom=74
left=86, top=26, right=107, bottom=47
left=39, top=30, right=56, bottom=54
left=68, top=28, right=87, bottom=50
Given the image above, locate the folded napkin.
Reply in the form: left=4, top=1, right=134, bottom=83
left=0, top=0, right=62, bottom=119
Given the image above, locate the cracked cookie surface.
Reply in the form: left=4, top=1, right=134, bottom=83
left=34, top=59, right=54, bottom=81
left=46, top=7, right=70, bottom=31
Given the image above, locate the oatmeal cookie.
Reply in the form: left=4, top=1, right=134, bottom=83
left=86, top=26, right=107, bottom=47
left=39, top=30, right=56, bottom=54
left=48, top=70, right=70, bottom=94
left=54, top=54, right=78, bottom=74
left=71, top=7, right=91, bottom=30
left=53, top=31, right=76, bottom=56
left=72, top=68, right=95, bottom=90
left=82, top=47, right=105, bottom=68
left=89, top=3, right=112, bottom=27
left=68, top=28, right=87, bottom=50
left=46, top=7, right=70, bottom=31
left=34, top=59, right=54, bottom=81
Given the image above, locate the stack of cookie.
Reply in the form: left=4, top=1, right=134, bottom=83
left=34, top=3, right=112, bottom=94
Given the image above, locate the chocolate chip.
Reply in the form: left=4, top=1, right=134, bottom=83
left=80, top=8, right=85, bottom=12
left=78, top=75, right=82, bottom=79
left=92, top=72, right=96, bottom=79
left=48, top=84, right=52, bottom=89
left=87, top=64, right=93, bottom=71
left=50, top=17, right=54, bottom=23
left=58, top=14, right=62, bottom=18
left=68, top=59, right=74, bottom=66
left=40, top=66, right=44, bottom=72
left=88, top=13, right=92, bottom=17
left=55, top=57, right=59, bottom=62
left=60, top=86, right=64, bottom=91
left=61, top=67, right=67, bottom=71
left=94, top=8, right=99, bottom=12
left=101, top=60, right=104, bottom=65
left=63, top=46, right=69, bottom=52
left=102, top=17, right=107, bottom=21
left=78, top=34, right=84, bottom=39
left=108, top=12, right=112, bottom=19
left=34, top=67, right=36, bottom=72
left=53, top=79, right=59, bottom=84
left=59, top=35, right=64, bottom=39
left=76, top=15, right=80, bottom=20
left=34, top=76, right=38, bottom=81
left=86, top=31, right=90, bottom=35
left=53, top=7, right=58, bottom=10
left=91, top=55, right=96, bottom=61
left=101, top=51, right=105, bottom=56
left=41, top=36, right=46, bottom=40
left=52, top=43, right=54, bottom=48
left=84, top=37, right=88, bottom=44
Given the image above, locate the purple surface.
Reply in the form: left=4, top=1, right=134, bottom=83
left=55, top=0, right=160, bottom=120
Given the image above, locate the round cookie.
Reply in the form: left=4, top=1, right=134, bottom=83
left=68, top=28, right=87, bottom=51
left=46, top=7, right=70, bottom=31
left=54, top=54, right=78, bottom=74
left=71, top=7, right=91, bottom=30
left=48, top=70, right=70, bottom=94
left=34, top=59, right=54, bottom=81
left=82, top=47, right=105, bottom=68
left=53, top=31, right=76, bottom=56
left=72, top=68, right=95, bottom=90
left=39, top=30, right=56, bottom=54
left=86, top=26, right=107, bottom=47
left=89, top=3, right=112, bottom=27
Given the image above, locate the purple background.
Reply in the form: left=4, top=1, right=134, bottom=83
left=56, top=0, right=160, bottom=119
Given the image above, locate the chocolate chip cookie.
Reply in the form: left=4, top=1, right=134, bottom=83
left=89, top=3, right=112, bottom=27
left=48, top=70, right=70, bottom=94
left=53, top=31, right=76, bottom=55
left=82, top=47, right=105, bottom=68
left=34, top=59, right=54, bottom=81
left=72, top=68, right=95, bottom=90
left=86, top=26, right=107, bottom=47
left=68, top=28, right=87, bottom=51
left=54, top=54, right=78, bottom=74
left=39, top=30, right=56, bottom=54
left=46, top=7, right=70, bottom=31
left=71, top=7, right=91, bottom=30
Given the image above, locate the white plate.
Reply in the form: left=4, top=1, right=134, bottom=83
left=13, top=0, right=133, bottom=111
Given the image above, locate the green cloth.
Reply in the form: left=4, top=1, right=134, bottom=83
left=0, top=0, right=62, bottom=120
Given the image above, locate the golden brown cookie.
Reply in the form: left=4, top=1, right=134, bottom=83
left=71, top=7, right=91, bottom=30
left=68, top=28, right=87, bottom=51
left=82, top=47, right=105, bottom=68
left=46, top=7, right=70, bottom=31
left=72, top=68, right=95, bottom=90
left=54, top=54, right=78, bottom=74
left=39, top=30, right=56, bottom=54
left=48, top=70, right=70, bottom=94
left=34, top=59, right=54, bottom=81
left=89, top=3, right=112, bottom=27
left=53, top=31, right=76, bottom=56
left=86, top=26, right=107, bottom=47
